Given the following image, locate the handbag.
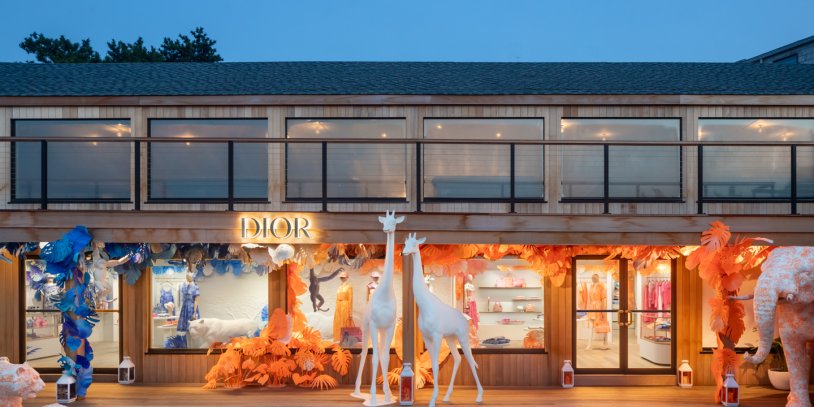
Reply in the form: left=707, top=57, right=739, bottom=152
left=594, top=319, right=611, bottom=334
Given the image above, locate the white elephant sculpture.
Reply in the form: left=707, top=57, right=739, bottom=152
left=0, top=357, right=45, bottom=407
left=740, top=247, right=814, bottom=407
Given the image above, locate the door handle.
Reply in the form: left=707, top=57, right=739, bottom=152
left=617, top=310, right=633, bottom=327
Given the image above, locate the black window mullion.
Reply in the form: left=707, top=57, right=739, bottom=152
left=603, top=143, right=609, bottom=214
left=791, top=144, right=797, bottom=215
left=40, top=140, right=47, bottom=210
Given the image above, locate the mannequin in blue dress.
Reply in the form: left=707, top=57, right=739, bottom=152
left=177, top=272, right=199, bottom=333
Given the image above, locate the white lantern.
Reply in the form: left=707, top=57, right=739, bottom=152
left=118, top=356, right=136, bottom=384
left=56, top=369, right=76, bottom=404
left=677, top=359, right=693, bottom=388
left=721, top=373, right=739, bottom=406
left=561, top=359, right=574, bottom=388
left=399, top=362, right=414, bottom=405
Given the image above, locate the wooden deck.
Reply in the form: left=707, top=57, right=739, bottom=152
left=22, top=383, right=799, bottom=406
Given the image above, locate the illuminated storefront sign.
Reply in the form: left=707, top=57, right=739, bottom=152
left=241, top=216, right=312, bottom=239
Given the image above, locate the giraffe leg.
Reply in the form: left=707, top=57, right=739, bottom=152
left=459, top=335, right=483, bottom=403
left=443, top=336, right=461, bottom=403
left=353, top=325, right=371, bottom=396
left=380, top=324, right=396, bottom=402
left=369, top=325, right=381, bottom=405
left=428, top=337, right=441, bottom=407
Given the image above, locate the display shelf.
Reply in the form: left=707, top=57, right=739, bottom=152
left=481, top=311, right=542, bottom=314
left=511, top=298, right=542, bottom=301
left=479, top=286, right=543, bottom=290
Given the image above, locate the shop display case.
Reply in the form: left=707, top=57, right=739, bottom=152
left=639, top=317, right=672, bottom=365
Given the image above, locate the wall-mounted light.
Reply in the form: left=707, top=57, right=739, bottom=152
left=496, top=132, right=502, bottom=138
left=435, top=124, right=443, bottom=130
left=381, top=133, right=387, bottom=138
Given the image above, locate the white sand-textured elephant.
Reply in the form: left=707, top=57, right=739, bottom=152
left=0, top=357, right=45, bottom=407
left=740, top=247, right=814, bottom=407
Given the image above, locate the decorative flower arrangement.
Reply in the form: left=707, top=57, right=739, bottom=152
left=684, top=221, right=774, bottom=403
left=202, top=307, right=352, bottom=390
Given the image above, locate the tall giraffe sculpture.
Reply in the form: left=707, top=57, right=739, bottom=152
left=403, top=233, right=483, bottom=407
left=352, top=211, right=404, bottom=406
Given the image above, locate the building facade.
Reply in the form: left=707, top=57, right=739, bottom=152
left=0, top=62, right=813, bottom=387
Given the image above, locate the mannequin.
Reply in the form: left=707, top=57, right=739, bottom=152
left=366, top=271, right=381, bottom=302
left=586, top=274, right=609, bottom=350
left=159, top=282, right=176, bottom=316
left=309, top=266, right=343, bottom=312
left=177, top=270, right=200, bottom=333
left=333, top=270, right=354, bottom=341
left=463, top=274, right=479, bottom=330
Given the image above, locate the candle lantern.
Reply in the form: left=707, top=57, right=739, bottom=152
left=721, top=373, right=739, bottom=406
left=561, top=359, right=574, bottom=388
left=399, top=362, right=414, bottom=405
left=677, top=359, right=693, bottom=388
left=56, top=368, right=76, bottom=404
left=118, top=356, right=136, bottom=384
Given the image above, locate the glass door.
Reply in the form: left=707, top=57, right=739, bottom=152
left=573, top=256, right=674, bottom=374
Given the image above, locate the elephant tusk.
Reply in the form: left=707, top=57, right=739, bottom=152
left=729, top=294, right=754, bottom=301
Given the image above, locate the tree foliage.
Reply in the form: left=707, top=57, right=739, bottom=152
left=20, top=27, right=222, bottom=63
left=20, top=33, right=101, bottom=63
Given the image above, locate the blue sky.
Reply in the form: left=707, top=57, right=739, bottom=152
left=1, top=0, right=812, bottom=62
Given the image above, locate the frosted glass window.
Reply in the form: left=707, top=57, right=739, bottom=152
left=560, top=119, right=681, bottom=199
left=149, top=119, right=268, bottom=200
left=423, top=119, right=544, bottom=199
left=14, top=120, right=131, bottom=201
left=699, top=119, right=814, bottom=199
left=286, top=119, right=407, bottom=200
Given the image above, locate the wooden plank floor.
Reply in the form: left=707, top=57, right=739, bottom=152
left=22, top=383, right=802, bottom=406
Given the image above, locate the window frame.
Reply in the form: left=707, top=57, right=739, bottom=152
left=558, top=117, right=684, bottom=212
left=283, top=117, right=410, bottom=206
left=696, top=117, right=814, bottom=214
left=146, top=118, right=270, bottom=205
left=145, top=259, right=273, bottom=355
left=10, top=118, right=134, bottom=205
left=420, top=117, right=547, bottom=211
left=19, top=254, right=123, bottom=374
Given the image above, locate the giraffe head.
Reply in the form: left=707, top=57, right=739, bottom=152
left=402, top=233, right=426, bottom=255
left=378, top=210, right=405, bottom=233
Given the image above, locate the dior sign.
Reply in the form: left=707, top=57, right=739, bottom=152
left=241, top=216, right=312, bottom=239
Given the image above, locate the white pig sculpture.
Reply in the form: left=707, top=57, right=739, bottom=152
left=0, top=356, right=45, bottom=407
left=187, top=318, right=259, bottom=348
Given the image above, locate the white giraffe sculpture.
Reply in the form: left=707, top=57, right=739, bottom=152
left=403, top=233, right=483, bottom=407
left=352, top=211, right=404, bottom=406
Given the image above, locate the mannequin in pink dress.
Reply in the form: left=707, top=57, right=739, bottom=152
left=464, top=274, right=479, bottom=330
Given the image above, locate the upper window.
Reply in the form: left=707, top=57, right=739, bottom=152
left=423, top=119, right=545, bottom=200
left=560, top=118, right=681, bottom=200
left=699, top=119, right=814, bottom=200
left=149, top=119, right=268, bottom=201
left=13, top=119, right=131, bottom=202
left=286, top=119, right=407, bottom=201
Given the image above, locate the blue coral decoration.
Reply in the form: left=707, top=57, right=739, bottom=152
left=47, top=226, right=95, bottom=398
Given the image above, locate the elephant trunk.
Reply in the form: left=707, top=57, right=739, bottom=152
left=744, top=279, right=778, bottom=364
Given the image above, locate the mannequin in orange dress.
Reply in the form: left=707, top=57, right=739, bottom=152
left=586, top=274, right=609, bottom=350
left=333, top=271, right=354, bottom=342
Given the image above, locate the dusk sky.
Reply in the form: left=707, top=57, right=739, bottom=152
left=1, top=0, right=812, bottom=63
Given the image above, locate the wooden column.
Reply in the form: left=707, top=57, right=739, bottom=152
left=0, top=259, right=20, bottom=362
left=401, top=251, right=416, bottom=369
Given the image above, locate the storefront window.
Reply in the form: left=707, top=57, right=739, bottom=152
left=560, top=118, right=681, bottom=199
left=149, top=258, right=269, bottom=350
left=286, top=119, right=408, bottom=200
left=423, top=119, right=544, bottom=200
left=462, top=258, right=544, bottom=349
left=301, top=247, right=544, bottom=350
left=149, top=119, right=268, bottom=200
left=13, top=119, right=132, bottom=201
left=699, top=119, right=814, bottom=199
left=296, top=251, right=405, bottom=348
left=24, top=258, right=121, bottom=369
